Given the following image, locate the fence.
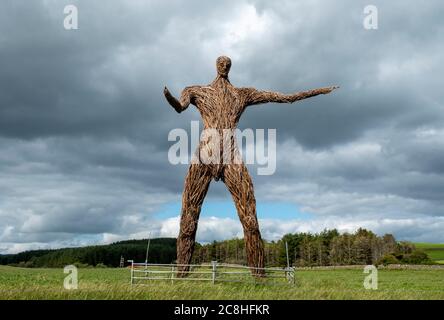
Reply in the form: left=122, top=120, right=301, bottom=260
left=128, top=261, right=295, bottom=285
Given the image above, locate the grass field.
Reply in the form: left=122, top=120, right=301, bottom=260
left=415, top=243, right=444, bottom=263
left=0, top=265, right=443, bottom=300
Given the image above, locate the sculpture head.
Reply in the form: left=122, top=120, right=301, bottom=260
left=216, top=56, right=231, bottom=78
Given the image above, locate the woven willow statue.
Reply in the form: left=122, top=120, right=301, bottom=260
left=164, top=56, right=338, bottom=276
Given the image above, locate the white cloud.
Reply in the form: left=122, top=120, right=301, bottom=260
left=69, top=214, right=444, bottom=256
left=1, top=0, right=444, bottom=254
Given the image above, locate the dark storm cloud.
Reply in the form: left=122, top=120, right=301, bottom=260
left=1, top=0, right=444, bottom=252
left=236, top=0, right=444, bottom=149
left=0, top=5, right=163, bottom=140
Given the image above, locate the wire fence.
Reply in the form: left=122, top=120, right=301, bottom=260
left=128, top=261, right=295, bottom=285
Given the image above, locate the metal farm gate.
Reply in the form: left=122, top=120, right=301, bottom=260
left=128, top=261, right=295, bottom=285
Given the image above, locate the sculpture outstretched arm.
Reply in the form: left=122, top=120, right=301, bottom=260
left=243, top=86, right=339, bottom=107
left=163, top=86, right=197, bottom=113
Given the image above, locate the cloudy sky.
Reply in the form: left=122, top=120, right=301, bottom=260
left=1, top=0, right=443, bottom=254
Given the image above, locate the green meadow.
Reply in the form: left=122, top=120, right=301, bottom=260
left=415, top=243, right=444, bottom=264
left=0, top=265, right=443, bottom=300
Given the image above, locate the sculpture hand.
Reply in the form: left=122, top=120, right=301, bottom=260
left=164, top=86, right=186, bottom=113
left=164, top=86, right=173, bottom=99
left=322, top=86, right=340, bottom=94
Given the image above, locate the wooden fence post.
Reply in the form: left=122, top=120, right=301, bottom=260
left=129, top=260, right=134, bottom=285
left=212, top=261, right=217, bottom=284
left=290, top=267, right=296, bottom=285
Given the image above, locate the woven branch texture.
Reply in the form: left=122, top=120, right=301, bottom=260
left=164, top=56, right=337, bottom=277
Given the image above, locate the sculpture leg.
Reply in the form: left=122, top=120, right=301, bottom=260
left=177, top=164, right=212, bottom=277
left=223, top=164, right=265, bottom=276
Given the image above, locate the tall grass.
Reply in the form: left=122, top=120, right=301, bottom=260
left=0, top=266, right=443, bottom=300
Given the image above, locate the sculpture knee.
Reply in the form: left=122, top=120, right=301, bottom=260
left=182, top=187, right=207, bottom=208
left=179, top=213, right=199, bottom=239
left=241, top=217, right=260, bottom=234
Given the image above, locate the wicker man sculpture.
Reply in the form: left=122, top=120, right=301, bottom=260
left=164, top=56, right=338, bottom=276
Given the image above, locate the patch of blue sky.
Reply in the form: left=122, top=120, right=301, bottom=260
left=155, top=201, right=313, bottom=220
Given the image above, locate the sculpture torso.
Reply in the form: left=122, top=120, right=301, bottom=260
left=192, top=77, right=246, bottom=130
left=189, top=77, right=247, bottom=180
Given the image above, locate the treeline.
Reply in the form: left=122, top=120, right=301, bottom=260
left=191, top=228, right=431, bottom=267
left=0, top=238, right=176, bottom=268
left=0, top=229, right=432, bottom=268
